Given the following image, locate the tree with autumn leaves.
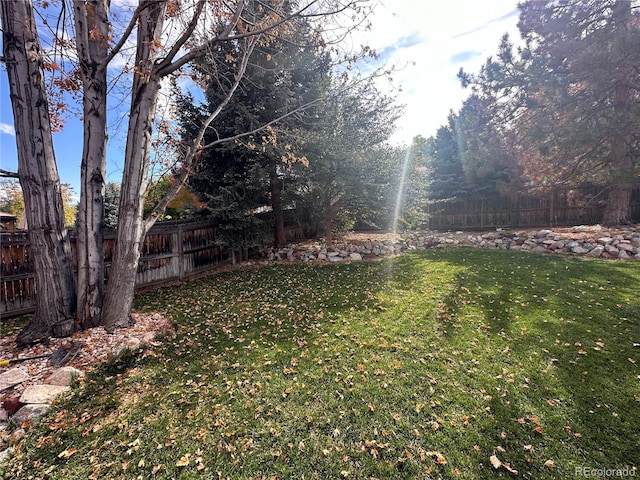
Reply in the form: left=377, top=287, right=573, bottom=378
left=1, top=0, right=376, bottom=345
left=456, top=0, right=640, bottom=223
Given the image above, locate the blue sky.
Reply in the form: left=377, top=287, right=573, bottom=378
left=1, top=0, right=521, bottom=195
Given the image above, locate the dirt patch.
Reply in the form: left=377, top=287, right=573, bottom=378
left=0, top=312, right=173, bottom=399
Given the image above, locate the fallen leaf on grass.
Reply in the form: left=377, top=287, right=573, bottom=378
left=175, top=455, right=190, bottom=467
left=58, top=447, right=77, bottom=459
left=489, top=454, right=518, bottom=475
left=490, top=455, right=502, bottom=469
left=427, top=451, right=447, bottom=464
left=544, top=459, right=555, bottom=469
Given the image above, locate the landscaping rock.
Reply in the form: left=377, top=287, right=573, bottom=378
left=12, top=405, right=50, bottom=425
left=0, top=369, right=29, bottom=392
left=0, top=447, right=14, bottom=464
left=585, top=246, right=604, bottom=257
left=19, top=385, right=70, bottom=404
left=46, top=367, right=84, bottom=387
left=263, top=225, right=639, bottom=264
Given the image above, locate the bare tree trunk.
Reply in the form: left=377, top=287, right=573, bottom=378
left=602, top=2, right=634, bottom=226
left=2, top=0, right=76, bottom=345
left=74, top=0, right=109, bottom=328
left=270, top=157, right=287, bottom=246
left=602, top=86, right=633, bottom=225
left=102, top=0, right=167, bottom=331
left=324, top=192, right=334, bottom=244
left=602, top=187, right=632, bottom=225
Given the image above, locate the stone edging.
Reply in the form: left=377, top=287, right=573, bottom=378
left=263, top=225, right=640, bottom=263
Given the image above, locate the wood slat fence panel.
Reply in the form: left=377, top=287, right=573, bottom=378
left=1, top=220, right=231, bottom=318
left=428, top=187, right=640, bottom=230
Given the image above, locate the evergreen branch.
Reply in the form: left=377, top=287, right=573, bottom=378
left=145, top=35, right=257, bottom=231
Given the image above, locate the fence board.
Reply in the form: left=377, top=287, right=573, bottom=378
left=1, top=220, right=231, bottom=318
left=428, top=187, right=639, bottom=230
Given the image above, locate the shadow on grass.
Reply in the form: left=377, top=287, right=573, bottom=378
left=6, top=249, right=639, bottom=479
left=432, top=248, right=640, bottom=471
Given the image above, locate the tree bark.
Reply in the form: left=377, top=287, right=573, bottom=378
left=600, top=1, right=633, bottom=225
left=602, top=187, right=632, bottom=226
left=2, top=0, right=77, bottom=345
left=269, top=157, right=287, bottom=246
left=101, top=0, right=167, bottom=331
left=324, top=191, right=334, bottom=244
left=74, top=0, right=109, bottom=328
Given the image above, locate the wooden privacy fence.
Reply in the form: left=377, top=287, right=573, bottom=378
left=1, top=220, right=230, bottom=318
left=427, top=187, right=640, bottom=230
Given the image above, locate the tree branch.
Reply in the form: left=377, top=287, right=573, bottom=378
left=156, top=0, right=362, bottom=77
left=161, top=0, right=208, bottom=65
left=144, top=35, right=257, bottom=231
left=0, top=169, right=20, bottom=178
left=104, top=2, right=146, bottom=67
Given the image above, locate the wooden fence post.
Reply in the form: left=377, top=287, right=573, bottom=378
left=178, top=223, right=185, bottom=281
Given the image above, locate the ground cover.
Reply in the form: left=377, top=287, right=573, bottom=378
left=2, top=248, right=639, bottom=479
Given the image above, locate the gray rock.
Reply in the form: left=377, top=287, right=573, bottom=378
left=19, top=385, right=70, bottom=404
left=0, top=368, right=29, bottom=392
left=349, top=252, right=363, bottom=261
left=537, top=229, right=553, bottom=237
left=605, top=244, right=619, bottom=254
left=571, top=246, right=589, bottom=254
left=0, top=447, right=14, bottom=465
left=585, top=246, right=604, bottom=258
left=12, top=404, right=50, bottom=425
left=46, top=367, right=84, bottom=387
left=617, top=243, right=635, bottom=252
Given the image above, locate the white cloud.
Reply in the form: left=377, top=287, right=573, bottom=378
left=350, top=0, right=521, bottom=145
left=0, top=123, right=16, bottom=136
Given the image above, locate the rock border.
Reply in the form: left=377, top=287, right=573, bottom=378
left=263, top=225, right=640, bottom=263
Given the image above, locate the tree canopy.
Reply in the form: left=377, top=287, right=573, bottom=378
left=431, top=0, right=640, bottom=224
left=2, top=0, right=380, bottom=344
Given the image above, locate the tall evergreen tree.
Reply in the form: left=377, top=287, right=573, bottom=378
left=178, top=11, right=331, bottom=246
left=461, top=1, right=640, bottom=224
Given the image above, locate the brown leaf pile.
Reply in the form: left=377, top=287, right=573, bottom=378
left=0, top=312, right=173, bottom=397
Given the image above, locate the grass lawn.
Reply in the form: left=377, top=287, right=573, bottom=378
left=3, top=248, right=639, bottom=479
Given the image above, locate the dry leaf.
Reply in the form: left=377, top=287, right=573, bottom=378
left=490, top=454, right=518, bottom=475
left=544, top=459, right=555, bottom=469
left=503, top=463, right=519, bottom=475
left=58, top=447, right=77, bottom=459
left=175, top=455, right=190, bottom=467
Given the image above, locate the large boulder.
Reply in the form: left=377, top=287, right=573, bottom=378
left=19, top=385, right=70, bottom=404
left=45, top=367, right=84, bottom=387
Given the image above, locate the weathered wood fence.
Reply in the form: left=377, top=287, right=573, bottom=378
left=1, top=221, right=230, bottom=318
left=1, top=218, right=306, bottom=319
left=427, top=187, right=640, bottom=230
